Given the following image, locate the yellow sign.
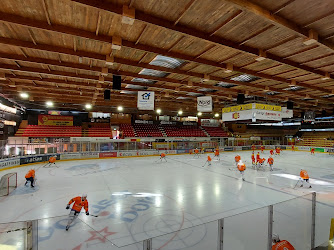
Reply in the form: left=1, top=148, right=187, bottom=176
left=222, top=103, right=252, bottom=113
left=222, top=103, right=281, bottom=113
left=38, top=115, right=73, bottom=126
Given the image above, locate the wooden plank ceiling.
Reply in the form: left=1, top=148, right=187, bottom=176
left=0, top=0, right=333, bottom=116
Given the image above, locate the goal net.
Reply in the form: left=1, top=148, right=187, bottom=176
left=0, top=172, right=17, bottom=196
left=328, top=148, right=334, bottom=155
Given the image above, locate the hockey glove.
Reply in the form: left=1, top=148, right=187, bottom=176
left=86, top=212, right=89, bottom=216
left=66, top=205, right=70, bottom=209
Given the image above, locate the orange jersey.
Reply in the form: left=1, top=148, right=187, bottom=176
left=268, top=157, right=274, bottom=165
left=160, top=153, right=166, bottom=158
left=272, top=240, right=295, bottom=250
left=261, top=146, right=264, bottom=150
left=259, top=158, right=265, bottom=164
left=235, top=155, right=241, bottom=162
left=256, top=153, right=260, bottom=160
left=49, top=156, right=56, bottom=163
left=292, top=145, right=295, bottom=149
left=207, top=156, right=212, bottom=162
left=214, top=151, right=219, bottom=156
left=251, top=145, right=255, bottom=150
left=300, top=170, right=309, bottom=179
left=194, top=149, right=199, bottom=154
left=251, top=154, right=255, bottom=160
left=270, top=149, right=274, bottom=155
left=311, top=148, right=315, bottom=152
left=68, top=196, right=89, bottom=212
left=275, top=148, right=280, bottom=153
left=25, top=169, right=35, bottom=178
left=237, top=163, right=246, bottom=171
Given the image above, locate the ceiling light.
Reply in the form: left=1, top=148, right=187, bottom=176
left=117, top=106, right=123, bottom=111
left=46, top=101, right=53, bottom=107
left=197, top=112, right=202, bottom=116
left=215, top=113, right=219, bottom=117
left=156, top=109, right=161, bottom=114
left=85, top=104, right=92, bottom=109
left=178, top=110, right=183, bottom=115
left=20, top=93, right=29, bottom=99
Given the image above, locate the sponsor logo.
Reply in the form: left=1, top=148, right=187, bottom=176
left=197, top=100, right=211, bottom=107
left=232, top=113, right=240, bottom=119
left=99, top=152, right=117, bottom=158
left=0, top=158, right=20, bottom=168
left=224, top=147, right=234, bottom=151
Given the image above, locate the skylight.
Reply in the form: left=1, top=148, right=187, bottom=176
left=197, top=88, right=217, bottom=92
left=186, top=92, right=203, bottom=96
left=125, top=84, right=147, bottom=90
left=230, top=74, right=260, bottom=82
left=150, top=55, right=184, bottom=68
left=216, top=81, right=237, bottom=88
left=266, top=91, right=280, bottom=95
left=283, top=86, right=304, bottom=91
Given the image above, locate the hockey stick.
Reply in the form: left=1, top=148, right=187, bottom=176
left=293, top=179, right=300, bottom=189
left=80, top=212, right=98, bottom=217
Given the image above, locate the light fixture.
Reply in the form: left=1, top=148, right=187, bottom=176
left=117, top=106, right=123, bottom=111
left=20, top=93, right=29, bottom=99
left=46, top=101, right=53, bottom=107
left=197, top=112, right=202, bottom=116
left=178, top=110, right=183, bottom=115
left=85, top=104, right=92, bottom=109
left=156, top=109, right=161, bottom=114
left=215, top=113, right=219, bottom=117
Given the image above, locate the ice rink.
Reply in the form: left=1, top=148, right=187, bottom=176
left=1, top=149, right=334, bottom=249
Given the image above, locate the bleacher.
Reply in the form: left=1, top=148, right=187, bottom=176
left=133, top=124, right=163, bottom=137
left=201, top=126, right=229, bottom=137
left=161, top=125, right=207, bottom=137
left=119, top=124, right=135, bottom=137
left=16, top=125, right=82, bottom=137
left=296, top=132, right=334, bottom=148
left=87, top=124, right=111, bottom=137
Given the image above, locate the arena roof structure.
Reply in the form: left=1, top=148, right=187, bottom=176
left=0, top=0, right=334, bottom=116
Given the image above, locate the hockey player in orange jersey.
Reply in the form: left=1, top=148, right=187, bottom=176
left=256, top=152, right=260, bottom=163
left=65, top=194, right=89, bottom=231
left=300, top=169, right=312, bottom=188
left=251, top=144, right=256, bottom=152
left=237, top=160, right=246, bottom=181
left=257, top=157, right=265, bottom=170
left=275, top=147, right=280, bottom=155
left=270, top=149, right=274, bottom=155
left=159, top=152, right=167, bottom=162
left=311, top=148, right=315, bottom=155
left=213, top=148, right=220, bottom=160
left=25, top=169, right=35, bottom=188
left=251, top=153, right=255, bottom=167
left=291, top=145, right=295, bottom=151
left=194, top=148, right=200, bottom=158
left=268, top=156, right=274, bottom=171
left=261, top=145, right=264, bottom=153
left=235, top=155, right=241, bottom=166
left=272, top=234, right=294, bottom=250
left=203, top=155, right=212, bottom=167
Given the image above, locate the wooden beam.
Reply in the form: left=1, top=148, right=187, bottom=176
left=69, top=1, right=334, bottom=81
left=135, top=24, right=148, bottom=45
left=41, top=0, right=52, bottom=25
left=283, top=45, right=319, bottom=59
left=0, top=11, right=332, bottom=90
left=239, top=24, right=274, bottom=45
left=95, top=11, right=101, bottom=36
left=273, top=0, right=296, bottom=14
left=174, top=0, right=197, bottom=25
left=210, top=9, right=243, bottom=36
left=28, top=29, right=37, bottom=45
left=303, top=10, right=334, bottom=28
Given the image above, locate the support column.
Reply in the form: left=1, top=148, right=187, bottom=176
left=268, top=205, right=273, bottom=250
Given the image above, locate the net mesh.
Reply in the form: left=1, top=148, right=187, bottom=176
left=0, top=172, right=17, bottom=196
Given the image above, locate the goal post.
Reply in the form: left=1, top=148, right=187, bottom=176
left=0, top=172, right=17, bottom=196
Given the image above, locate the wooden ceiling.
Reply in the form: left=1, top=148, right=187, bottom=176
left=0, top=0, right=334, bottom=116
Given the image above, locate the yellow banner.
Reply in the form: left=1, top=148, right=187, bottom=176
left=222, top=103, right=252, bottom=113
left=223, top=103, right=281, bottom=113
left=38, top=115, right=73, bottom=126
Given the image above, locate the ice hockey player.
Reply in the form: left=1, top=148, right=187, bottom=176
left=201, top=147, right=205, bottom=154
left=272, top=234, right=295, bottom=250
left=194, top=148, right=200, bottom=158
left=237, top=160, right=246, bottom=181
left=256, top=152, right=260, bottom=164
left=300, top=169, right=312, bottom=188
left=251, top=144, right=256, bottom=152
left=257, top=157, right=265, bottom=170
left=270, top=149, right=274, bottom=156
left=311, top=148, right=315, bottom=155
left=25, top=169, right=35, bottom=188
left=251, top=153, right=255, bottom=167
left=159, top=152, right=167, bottom=162
left=268, top=156, right=274, bottom=171
left=203, top=155, right=212, bottom=167
left=213, top=148, right=220, bottom=160
left=275, top=147, right=280, bottom=155
left=235, top=155, right=241, bottom=166
left=65, top=194, right=89, bottom=231
left=291, top=145, right=295, bottom=151
left=261, top=145, right=264, bottom=153
left=44, top=156, right=57, bottom=167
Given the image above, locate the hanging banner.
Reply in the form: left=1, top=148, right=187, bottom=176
left=137, top=91, right=155, bottom=110
left=38, top=115, right=73, bottom=126
left=197, top=96, right=212, bottom=112
left=222, top=103, right=281, bottom=113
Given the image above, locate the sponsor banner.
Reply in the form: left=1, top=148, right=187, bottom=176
left=177, top=149, right=189, bottom=154
left=99, top=152, right=117, bottom=158
left=242, top=146, right=251, bottom=150
left=20, top=155, right=46, bottom=165
left=118, top=151, right=136, bottom=157
left=136, top=150, right=159, bottom=156
left=280, top=146, right=286, bottom=150
left=222, top=109, right=253, bottom=122
left=197, top=96, right=212, bottom=112
left=254, top=103, right=281, bottom=111
left=204, top=148, right=214, bottom=152
left=235, top=146, right=243, bottom=151
left=315, top=148, right=325, bottom=153
left=253, top=110, right=282, bottom=121
left=60, top=153, right=81, bottom=160
left=297, top=146, right=310, bottom=151
left=250, top=136, right=261, bottom=140
left=222, top=103, right=252, bottom=113
left=135, top=120, right=154, bottom=124
left=70, top=137, right=111, bottom=143
left=80, top=152, right=99, bottom=158
left=281, top=107, right=293, bottom=118
left=164, top=150, right=177, bottom=154
left=38, top=115, right=73, bottom=126
left=201, top=119, right=220, bottom=127
left=0, top=158, right=20, bottom=169
left=266, top=145, right=275, bottom=149
left=223, top=147, right=234, bottom=151
left=160, top=121, right=175, bottom=125
left=137, top=91, right=154, bottom=110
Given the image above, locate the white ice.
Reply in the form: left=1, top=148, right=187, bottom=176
left=0, top=150, right=334, bottom=250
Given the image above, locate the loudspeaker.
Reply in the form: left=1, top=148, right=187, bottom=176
left=322, top=110, right=327, bottom=117
left=104, top=89, right=110, bottom=100
left=287, top=101, right=293, bottom=110
left=237, top=94, right=245, bottom=104
left=112, top=75, right=122, bottom=90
